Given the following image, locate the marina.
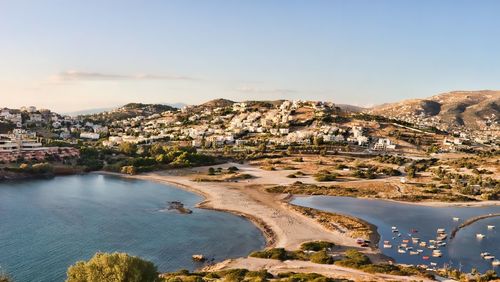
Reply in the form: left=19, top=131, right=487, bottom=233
left=293, top=196, right=500, bottom=273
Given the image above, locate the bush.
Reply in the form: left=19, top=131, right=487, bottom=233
left=0, top=273, right=12, bottom=282
left=300, top=241, right=335, bottom=252
left=250, top=248, right=289, bottom=261
left=335, top=249, right=370, bottom=268
left=66, top=252, right=158, bottom=282
left=314, top=173, right=337, bottom=182
left=310, top=250, right=334, bottom=264
left=121, top=166, right=137, bottom=175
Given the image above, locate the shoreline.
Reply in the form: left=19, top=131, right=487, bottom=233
left=97, top=171, right=279, bottom=247
left=97, top=170, right=362, bottom=250
left=291, top=193, right=500, bottom=208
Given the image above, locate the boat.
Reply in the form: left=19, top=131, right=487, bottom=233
left=432, top=250, right=442, bottom=257
left=383, top=244, right=392, bottom=248
left=438, top=242, right=447, bottom=247
left=437, top=228, right=446, bottom=234
left=412, top=237, right=420, bottom=243
left=398, top=248, right=406, bottom=254
left=476, top=234, right=486, bottom=239
left=402, top=239, right=409, bottom=243
left=422, top=256, right=430, bottom=260
left=481, top=252, right=491, bottom=257
left=437, top=234, right=447, bottom=240
left=397, top=233, right=402, bottom=237
left=417, top=249, right=424, bottom=253
left=484, top=255, right=495, bottom=260
left=409, top=251, right=419, bottom=255
left=453, top=217, right=460, bottom=221
left=391, top=226, right=397, bottom=230
left=428, top=245, right=436, bottom=250
left=487, top=225, right=495, bottom=230
left=492, top=260, right=500, bottom=266
left=419, top=242, right=427, bottom=247
left=430, top=262, right=437, bottom=266
left=401, top=243, right=408, bottom=248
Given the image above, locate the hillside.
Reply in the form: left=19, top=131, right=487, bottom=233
left=368, top=90, right=499, bottom=132
left=81, top=103, right=178, bottom=122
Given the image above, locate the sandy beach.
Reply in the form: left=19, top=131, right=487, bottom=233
left=99, top=163, right=457, bottom=281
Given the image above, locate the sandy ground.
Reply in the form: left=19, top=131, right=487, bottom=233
left=99, top=163, right=456, bottom=281
left=119, top=164, right=362, bottom=250
left=203, top=257, right=437, bottom=282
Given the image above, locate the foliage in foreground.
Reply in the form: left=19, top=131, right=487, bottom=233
left=66, top=252, right=159, bottom=282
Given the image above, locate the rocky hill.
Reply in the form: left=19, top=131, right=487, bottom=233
left=368, top=90, right=499, bottom=132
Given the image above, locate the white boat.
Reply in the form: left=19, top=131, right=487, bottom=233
left=484, top=255, right=495, bottom=260
left=430, top=262, right=437, bottom=266
left=412, top=237, right=420, bottom=243
left=391, top=226, right=397, bottom=230
left=419, top=242, right=427, bottom=247
left=437, top=228, right=446, bottom=234
left=492, top=260, right=500, bottom=266
left=417, top=249, right=424, bottom=253
left=453, top=217, right=460, bottom=221
left=432, top=250, right=442, bottom=257
left=409, top=251, right=419, bottom=255
left=401, top=243, right=408, bottom=248
left=481, top=252, right=491, bottom=257
left=398, top=249, right=406, bottom=254
left=487, top=225, right=495, bottom=230
left=476, top=233, right=486, bottom=239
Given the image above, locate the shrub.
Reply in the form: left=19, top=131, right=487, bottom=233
left=250, top=248, right=289, bottom=261
left=310, top=250, right=334, bottom=264
left=66, top=252, right=158, bottom=282
left=300, top=241, right=335, bottom=252
left=335, top=249, right=371, bottom=268
left=314, top=173, right=337, bottom=182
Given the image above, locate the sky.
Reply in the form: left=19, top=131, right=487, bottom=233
left=1, top=0, right=500, bottom=112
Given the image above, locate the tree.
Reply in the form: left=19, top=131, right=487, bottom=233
left=119, top=142, right=137, bottom=156
left=0, top=273, right=12, bottom=282
left=66, top=252, right=158, bottom=282
left=208, top=167, right=216, bottom=175
left=121, top=166, right=137, bottom=175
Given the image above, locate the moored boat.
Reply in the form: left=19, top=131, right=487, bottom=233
left=476, top=233, right=486, bottom=239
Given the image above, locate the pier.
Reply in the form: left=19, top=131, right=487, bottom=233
left=450, top=213, right=500, bottom=240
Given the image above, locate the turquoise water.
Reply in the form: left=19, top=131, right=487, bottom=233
left=0, top=175, right=265, bottom=281
left=293, top=196, right=500, bottom=273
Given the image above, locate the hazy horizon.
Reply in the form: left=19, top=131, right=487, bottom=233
left=2, top=0, right=500, bottom=112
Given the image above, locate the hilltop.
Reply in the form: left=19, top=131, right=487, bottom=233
left=368, top=90, right=499, bottom=132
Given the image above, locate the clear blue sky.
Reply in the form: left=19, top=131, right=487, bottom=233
left=1, top=0, right=499, bottom=112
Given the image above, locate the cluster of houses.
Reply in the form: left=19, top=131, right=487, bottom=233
left=92, top=100, right=400, bottom=151
left=0, top=129, right=79, bottom=163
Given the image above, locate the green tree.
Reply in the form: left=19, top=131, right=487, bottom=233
left=119, top=142, right=137, bottom=156
left=66, top=252, right=158, bottom=282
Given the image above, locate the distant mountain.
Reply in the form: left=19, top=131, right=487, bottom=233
left=64, top=107, right=116, bottom=116
left=368, top=90, right=500, bottom=131
left=336, top=104, right=366, bottom=113
left=200, top=98, right=235, bottom=108
left=81, top=103, right=178, bottom=122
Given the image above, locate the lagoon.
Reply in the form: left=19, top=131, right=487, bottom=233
left=0, top=175, right=265, bottom=282
left=293, top=196, right=500, bottom=273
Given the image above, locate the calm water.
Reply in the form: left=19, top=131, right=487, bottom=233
left=0, top=175, right=265, bottom=282
left=293, top=196, right=500, bottom=273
